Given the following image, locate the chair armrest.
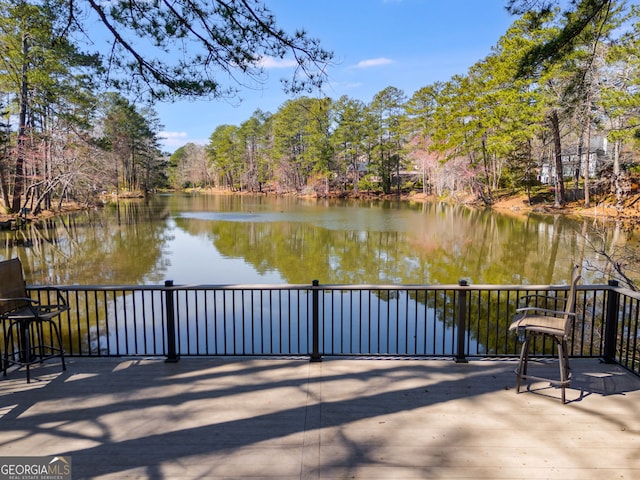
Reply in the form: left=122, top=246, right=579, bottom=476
left=52, top=289, right=68, bottom=307
left=0, top=291, right=68, bottom=312
left=0, top=296, right=39, bottom=304
left=519, top=293, right=568, bottom=305
left=16, top=288, right=68, bottom=307
left=516, top=306, right=576, bottom=317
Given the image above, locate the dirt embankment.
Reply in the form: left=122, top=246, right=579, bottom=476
left=0, top=202, right=90, bottom=226
left=487, top=193, right=640, bottom=224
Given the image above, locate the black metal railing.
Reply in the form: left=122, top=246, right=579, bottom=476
left=2, top=280, right=638, bottom=376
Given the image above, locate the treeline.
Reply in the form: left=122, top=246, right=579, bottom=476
left=1, top=1, right=638, bottom=216
left=0, top=0, right=332, bottom=215
left=170, top=3, right=640, bottom=208
left=0, top=1, right=166, bottom=214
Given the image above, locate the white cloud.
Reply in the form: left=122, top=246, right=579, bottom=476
left=159, top=131, right=188, bottom=140
left=257, top=56, right=298, bottom=69
left=324, top=80, right=363, bottom=93
left=159, top=131, right=189, bottom=148
left=353, top=58, right=394, bottom=69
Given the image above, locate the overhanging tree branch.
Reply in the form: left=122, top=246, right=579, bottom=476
left=82, top=0, right=333, bottom=100
left=508, top=0, right=614, bottom=76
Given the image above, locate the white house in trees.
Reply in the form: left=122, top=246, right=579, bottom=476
left=539, top=137, right=609, bottom=184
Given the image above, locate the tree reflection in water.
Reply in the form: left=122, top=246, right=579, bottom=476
left=0, top=193, right=634, bottom=287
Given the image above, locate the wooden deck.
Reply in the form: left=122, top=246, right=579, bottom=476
left=0, top=357, right=639, bottom=479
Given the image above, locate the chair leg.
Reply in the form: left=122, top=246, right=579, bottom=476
left=35, top=321, right=45, bottom=364
left=22, top=323, right=31, bottom=384
left=2, top=319, right=65, bottom=383
left=557, top=339, right=571, bottom=404
left=522, top=336, right=531, bottom=377
left=558, top=341, right=566, bottom=404
left=1, top=320, right=21, bottom=378
left=516, top=335, right=530, bottom=394
left=2, top=328, right=8, bottom=378
left=563, top=340, right=569, bottom=379
left=49, top=320, right=66, bottom=371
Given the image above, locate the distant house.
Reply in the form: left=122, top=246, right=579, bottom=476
left=346, top=161, right=369, bottom=176
left=539, top=137, right=609, bottom=184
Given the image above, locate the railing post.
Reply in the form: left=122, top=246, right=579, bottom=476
left=310, top=279, right=322, bottom=362
left=455, top=280, right=469, bottom=363
left=164, top=280, right=180, bottom=363
left=602, top=280, right=620, bottom=364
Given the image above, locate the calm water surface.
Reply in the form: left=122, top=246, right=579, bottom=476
left=0, top=193, right=634, bottom=286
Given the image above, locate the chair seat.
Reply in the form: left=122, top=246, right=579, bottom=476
left=5, top=305, right=67, bottom=322
left=509, top=313, right=567, bottom=337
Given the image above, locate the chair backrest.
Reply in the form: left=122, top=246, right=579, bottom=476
left=563, top=264, right=581, bottom=336
left=0, top=257, right=29, bottom=315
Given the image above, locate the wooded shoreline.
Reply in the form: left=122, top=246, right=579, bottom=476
left=2, top=188, right=640, bottom=228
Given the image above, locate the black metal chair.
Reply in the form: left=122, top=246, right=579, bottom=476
left=509, top=265, right=581, bottom=404
left=0, top=258, right=68, bottom=382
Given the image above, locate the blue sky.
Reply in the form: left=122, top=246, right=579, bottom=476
left=155, top=0, right=518, bottom=152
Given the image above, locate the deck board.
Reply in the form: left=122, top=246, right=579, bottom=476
left=0, top=357, right=639, bottom=479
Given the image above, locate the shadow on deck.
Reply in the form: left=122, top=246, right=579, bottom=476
left=1, top=357, right=639, bottom=479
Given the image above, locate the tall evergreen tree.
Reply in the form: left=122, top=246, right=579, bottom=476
left=271, top=97, right=331, bottom=193
left=0, top=0, right=100, bottom=213
left=207, top=124, right=241, bottom=190
left=404, top=84, right=444, bottom=195
left=368, top=86, right=407, bottom=195
left=100, top=93, right=163, bottom=194
left=332, top=96, right=369, bottom=194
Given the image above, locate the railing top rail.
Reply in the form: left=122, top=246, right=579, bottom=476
left=32, top=283, right=315, bottom=291
left=605, top=284, right=640, bottom=299
left=27, top=282, right=624, bottom=295
left=315, top=283, right=613, bottom=292
left=29, top=284, right=171, bottom=292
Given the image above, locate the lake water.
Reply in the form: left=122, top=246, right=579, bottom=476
left=1, top=193, right=634, bottom=287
